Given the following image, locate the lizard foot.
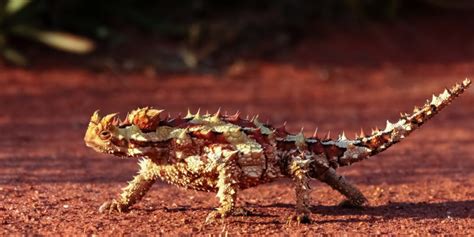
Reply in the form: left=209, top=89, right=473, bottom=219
left=286, top=213, right=312, bottom=225
left=99, top=199, right=128, bottom=214
left=232, top=207, right=252, bottom=216
left=204, top=207, right=251, bottom=224
left=338, top=198, right=368, bottom=209
left=204, top=210, right=228, bottom=224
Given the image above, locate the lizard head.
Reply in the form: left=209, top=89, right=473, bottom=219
left=84, top=108, right=164, bottom=158
left=84, top=110, right=125, bottom=156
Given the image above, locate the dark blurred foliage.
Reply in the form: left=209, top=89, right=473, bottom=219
left=1, top=0, right=473, bottom=67
left=0, top=0, right=94, bottom=65
left=29, top=0, right=406, bottom=40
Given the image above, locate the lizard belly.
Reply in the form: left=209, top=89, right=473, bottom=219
left=152, top=154, right=282, bottom=191
left=237, top=151, right=283, bottom=189
left=154, top=160, right=219, bottom=192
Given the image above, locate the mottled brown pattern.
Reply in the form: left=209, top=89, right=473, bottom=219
left=84, top=79, right=471, bottom=223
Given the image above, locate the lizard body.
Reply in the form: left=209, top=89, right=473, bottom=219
left=84, top=79, right=471, bottom=223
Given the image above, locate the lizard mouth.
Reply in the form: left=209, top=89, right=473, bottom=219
left=104, top=147, right=128, bottom=157
left=85, top=141, right=117, bottom=155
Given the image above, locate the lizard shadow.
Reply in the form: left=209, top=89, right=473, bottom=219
left=143, top=205, right=278, bottom=218
left=143, top=200, right=472, bottom=225
left=264, top=200, right=473, bottom=222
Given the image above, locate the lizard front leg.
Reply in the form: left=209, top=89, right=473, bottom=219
left=287, top=153, right=312, bottom=224
left=205, top=151, right=242, bottom=223
left=318, top=167, right=368, bottom=208
left=99, top=158, right=158, bottom=213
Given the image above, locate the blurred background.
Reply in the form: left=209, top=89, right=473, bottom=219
left=1, top=0, right=473, bottom=138
left=1, top=0, right=473, bottom=234
left=1, top=0, right=474, bottom=69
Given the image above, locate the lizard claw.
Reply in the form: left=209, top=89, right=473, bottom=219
left=204, top=207, right=251, bottom=224
left=205, top=207, right=236, bottom=224
left=99, top=199, right=128, bottom=214
left=286, top=213, right=312, bottom=225
left=232, top=207, right=252, bottom=216
left=204, top=210, right=223, bottom=224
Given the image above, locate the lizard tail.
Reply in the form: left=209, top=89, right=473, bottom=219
left=320, top=79, right=471, bottom=168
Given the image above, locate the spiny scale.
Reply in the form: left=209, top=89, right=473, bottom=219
left=325, top=131, right=331, bottom=140
left=313, top=127, right=319, bottom=137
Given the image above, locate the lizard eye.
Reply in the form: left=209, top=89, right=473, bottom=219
left=99, top=130, right=111, bottom=140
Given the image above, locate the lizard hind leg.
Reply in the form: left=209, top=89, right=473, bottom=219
left=205, top=150, right=243, bottom=224
left=318, top=167, right=368, bottom=208
left=287, top=152, right=313, bottom=224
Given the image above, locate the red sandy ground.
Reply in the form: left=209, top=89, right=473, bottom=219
left=1, top=15, right=473, bottom=235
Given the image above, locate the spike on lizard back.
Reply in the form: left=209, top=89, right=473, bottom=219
left=84, top=79, right=471, bottom=224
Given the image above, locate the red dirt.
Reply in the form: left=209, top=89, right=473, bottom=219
left=1, top=15, right=473, bottom=235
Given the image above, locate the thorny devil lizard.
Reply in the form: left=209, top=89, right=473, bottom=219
left=84, top=79, right=471, bottom=224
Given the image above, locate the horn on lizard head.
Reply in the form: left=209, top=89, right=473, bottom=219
left=90, top=110, right=101, bottom=124
left=100, top=113, right=119, bottom=129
